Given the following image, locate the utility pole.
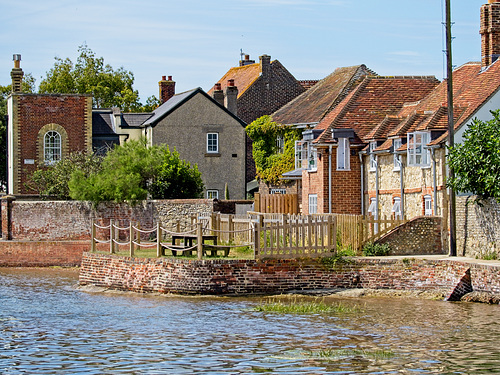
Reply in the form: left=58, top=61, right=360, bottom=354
left=446, top=0, right=457, bottom=256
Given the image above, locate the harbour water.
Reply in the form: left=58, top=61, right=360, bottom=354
left=1, top=268, right=499, bottom=374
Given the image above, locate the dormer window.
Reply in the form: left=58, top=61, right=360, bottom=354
left=337, top=138, right=350, bottom=170
left=407, top=132, right=430, bottom=167
left=369, top=141, right=377, bottom=171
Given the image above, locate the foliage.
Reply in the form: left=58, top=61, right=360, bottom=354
left=0, top=75, right=37, bottom=191
left=253, top=297, right=362, bottom=314
left=245, top=115, right=302, bottom=184
left=69, top=139, right=204, bottom=205
left=303, top=348, right=395, bottom=360
left=362, top=242, right=391, bottom=256
left=447, top=110, right=500, bottom=204
left=39, top=44, right=158, bottom=112
left=25, top=152, right=103, bottom=199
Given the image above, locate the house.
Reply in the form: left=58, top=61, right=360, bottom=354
left=209, top=54, right=306, bottom=193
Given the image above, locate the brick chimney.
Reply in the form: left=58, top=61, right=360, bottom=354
left=259, top=54, right=271, bottom=81
left=159, top=75, right=175, bottom=104
left=224, top=79, right=238, bottom=116
left=239, top=54, right=255, bottom=66
left=11, top=54, right=24, bottom=93
left=481, top=0, right=500, bottom=67
left=213, top=83, right=224, bottom=106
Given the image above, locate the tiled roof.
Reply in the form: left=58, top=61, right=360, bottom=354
left=207, top=62, right=262, bottom=99
left=142, top=88, right=200, bottom=126
left=272, top=65, right=375, bottom=125
left=314, top=75, right=440, bottom=144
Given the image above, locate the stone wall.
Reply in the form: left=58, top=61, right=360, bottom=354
left=377, top=216, right=445, bottom=255
left=456, top=196, right=500, bottom=258
left=79, top=252, right=500, bottom=297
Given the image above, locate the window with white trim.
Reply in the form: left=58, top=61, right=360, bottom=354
left=392, top=197, right=401, bottom=219
left=308, top=194, right=318, bottom=214
left=424, top=195, right=432, bottom=216
left=337, top=138, right=350, bottom=170
left=207, top=190, right=219, bottom=199
left=407, top=132, right=430, bottom=167
left=393, top=138, right=402, bottom=171
left=368, top=197, right=377, bottom=215
left=270, top=188, right=286, bottom=194
left=276, top=135, right=284, bottom=154
left=207, top=133, right=219, bottom=153
left=369, top=141, right=377, bottom=171
left=44, top=130, right=61, bottom=165
left=308, top=147, right=317, bottom=171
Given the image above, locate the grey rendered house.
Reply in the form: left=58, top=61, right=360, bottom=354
left=141, top=87, right=247, bottom=200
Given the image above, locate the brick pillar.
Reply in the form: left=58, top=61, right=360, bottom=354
left=480, top=1, right=500, bottom=67
left=1, top=195, right=16, bottom=240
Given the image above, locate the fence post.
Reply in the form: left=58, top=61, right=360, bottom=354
left=129, top=221, right=134, bottom=257
left=136, top=221, right=141, bottom=248
left=254, top=193, right=261, bottom=212
left=254, top=219, right=260, bottom=259
left=197, top=222, right=203, bottom=260
left=228, top=215, right=234, bottom=243
left=157, top=222, right=162, bottom=258
left=109, top=219, right=114, bottom=254
left=327, top=215, right=333, bottom=252
left=91, top=219, right=96, bottom=252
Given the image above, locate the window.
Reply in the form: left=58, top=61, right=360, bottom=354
left=308, top=194, right=318, bottom=214
left=207, top=190, right=219, bottom=199
left=337, top=138, right=350, bottom=170
left=44, top=130, right=61, bottom=165
left=270, top=189, right=287, bottom=194
left=407, top=132, right=430, bottom=167
left=424, top=195, right=432, bottom=216
left=392, top=197, right=401, bottom=219
left=369, top=141, right=377, bottom=171
left=393, top=138, right=402, bottom=170
left=276, top=135, right=284, bottom=154
left=308, top=147, right=317, bottom=171
left=207, top=133, right=218, bottom=153
left=295, top=140, right=305, bottom=169
left=368, top=198, right=377, bottom=215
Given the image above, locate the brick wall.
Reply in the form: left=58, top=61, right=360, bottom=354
left=79, top=253, right=500, bottom=298
left=376, top=216, right=445, bottom=255
left=456, top=196, right=500, bottom=258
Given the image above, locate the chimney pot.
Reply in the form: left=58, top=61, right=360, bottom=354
left=214, top=83, right=222, bottom=91
left=168, top=75, right=172, bottom=81
left=228, top=79, right=235, bottom=87
left=159, top=75, right=175, bottom=104
left=245, top=54, right=250, bottom=60
left=162, top=75, right=166, bottom=81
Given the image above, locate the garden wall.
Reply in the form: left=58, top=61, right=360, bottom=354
left=79, top=252, right=500, bottom=298
left=456, top=196, right=500, bottom=258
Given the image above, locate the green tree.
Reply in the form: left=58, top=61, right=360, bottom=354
left=39, top=44, right=158, bottom=112
left=69, top=139, right=204, bottom=205
left=447, top=110, right=500, bottom=203
left=246, top=115, right=302, bottom=185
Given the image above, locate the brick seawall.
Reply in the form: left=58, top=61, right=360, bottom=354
left=79, top=253, right=500, bottom=298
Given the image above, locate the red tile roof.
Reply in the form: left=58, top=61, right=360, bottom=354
left=208, top=62, right=261, bottom=99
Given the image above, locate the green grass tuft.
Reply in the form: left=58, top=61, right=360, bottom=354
left=253, top=297, right=362, bottom=314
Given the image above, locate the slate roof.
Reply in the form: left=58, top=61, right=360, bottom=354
left=272, top=65, right=376, bottom=126
left=314, top=75, right=440, bottom=144
left=92, top=112, right=115, bottom=135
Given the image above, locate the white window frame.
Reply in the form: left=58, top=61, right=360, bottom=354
left=295, top=140, right=306, bottom=169
left=393, top=138, right=402, bottom=171
left=407, top=132, right=430, bottom=167
left=392, top=197, right=402, bottom=219
left=369, top=141, right=377, bottom=171
left=308, top=194, right=318, bottom=214
left=270, top=188, right=287, bottom=194
left=207, top=133, right=219, bottom=153
left=368, top=197, right=377, bottom=215
left=308, top=146, right=317, bottom=171
left=336, top=137, right=350, bottom=171
left=424, top=195, right=432, bottom=216
left=207, top=190, right=219, bottom=199
left=44, top=130, right=61, bottom=165
left=276, top=135, right=284, bottom=154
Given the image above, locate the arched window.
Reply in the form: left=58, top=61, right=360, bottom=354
left=44, top=130, right=61, bottom=164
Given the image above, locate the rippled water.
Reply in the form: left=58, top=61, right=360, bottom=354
left=1, top=268, right=500, bottom=374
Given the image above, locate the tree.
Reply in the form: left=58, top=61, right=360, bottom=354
left=245, top=115, right=303, bottom=185
left=447, top=109, right=500, bottom=203
left=69, top=139, right=204, bottom=205
left=39, top=44, right=158, bottom=112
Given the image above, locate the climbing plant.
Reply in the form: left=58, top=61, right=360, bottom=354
left=245, top=115, right=302, bottom=185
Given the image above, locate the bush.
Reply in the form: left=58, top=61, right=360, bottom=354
left=362, top=242, right=391, bottom=256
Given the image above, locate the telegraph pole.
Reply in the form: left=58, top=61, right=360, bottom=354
left=446, top=0, right=457, bottom=256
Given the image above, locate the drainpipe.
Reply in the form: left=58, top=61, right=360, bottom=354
left=329, top=145, right=332, bottom=213
left=374, top=156, right=379, bottom=224
left=359, top=152, right=364, bottom=214
left=431, top=148, right=438, bottom=215
left=395, top=155, right=404, bottom=219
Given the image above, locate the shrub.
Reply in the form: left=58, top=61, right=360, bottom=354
left=362, top=242, right=391, bottom=256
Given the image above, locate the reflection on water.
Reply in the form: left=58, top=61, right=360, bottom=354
left=1, top=268, right=499, bottom=374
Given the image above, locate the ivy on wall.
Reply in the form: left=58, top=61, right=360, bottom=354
left=245, top=115, right=303, bottom=185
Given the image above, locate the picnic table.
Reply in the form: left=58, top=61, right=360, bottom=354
left=169, top=234, right=226, bottom=256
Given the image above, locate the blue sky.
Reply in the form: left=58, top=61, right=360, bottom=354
left=0, top=0, right=487, bottom=103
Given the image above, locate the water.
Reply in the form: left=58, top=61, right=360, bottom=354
left=1, top=268, right=500, bottom=374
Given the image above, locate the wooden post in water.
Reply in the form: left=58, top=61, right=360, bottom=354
left=197, top=222, right=203, bottom=260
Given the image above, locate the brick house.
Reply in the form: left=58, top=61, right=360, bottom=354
left=7, top=56, right=93, bottom=195
left=208, top=54, right=306, bottom=193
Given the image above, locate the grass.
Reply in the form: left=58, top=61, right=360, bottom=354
left=253, top=297, right=363, bottom=315
left=303, top=348, right=395, bottom=360
left=480, top=251, right=499, bottom=260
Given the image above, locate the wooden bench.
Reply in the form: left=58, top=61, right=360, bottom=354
left=202, top=245, right=230, bottom=257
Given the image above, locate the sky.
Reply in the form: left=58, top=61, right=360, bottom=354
left=0, top=0, right=488, bottom=103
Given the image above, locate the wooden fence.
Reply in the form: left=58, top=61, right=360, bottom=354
left=254, top=193, right=299, bottom=214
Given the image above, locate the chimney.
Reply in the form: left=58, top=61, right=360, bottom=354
left=159, top=75, right=175, bottom=104
left=239, top=54, right=255, bottom=67
left=11, top=54, right=24, bottom=94
left=213, top=82, right=224, bottom=106
left=259, top=54, right=271, bottom=81
left=224, top=79, right=238, bottom=116
left=481, top=0, right=500, bottom=67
